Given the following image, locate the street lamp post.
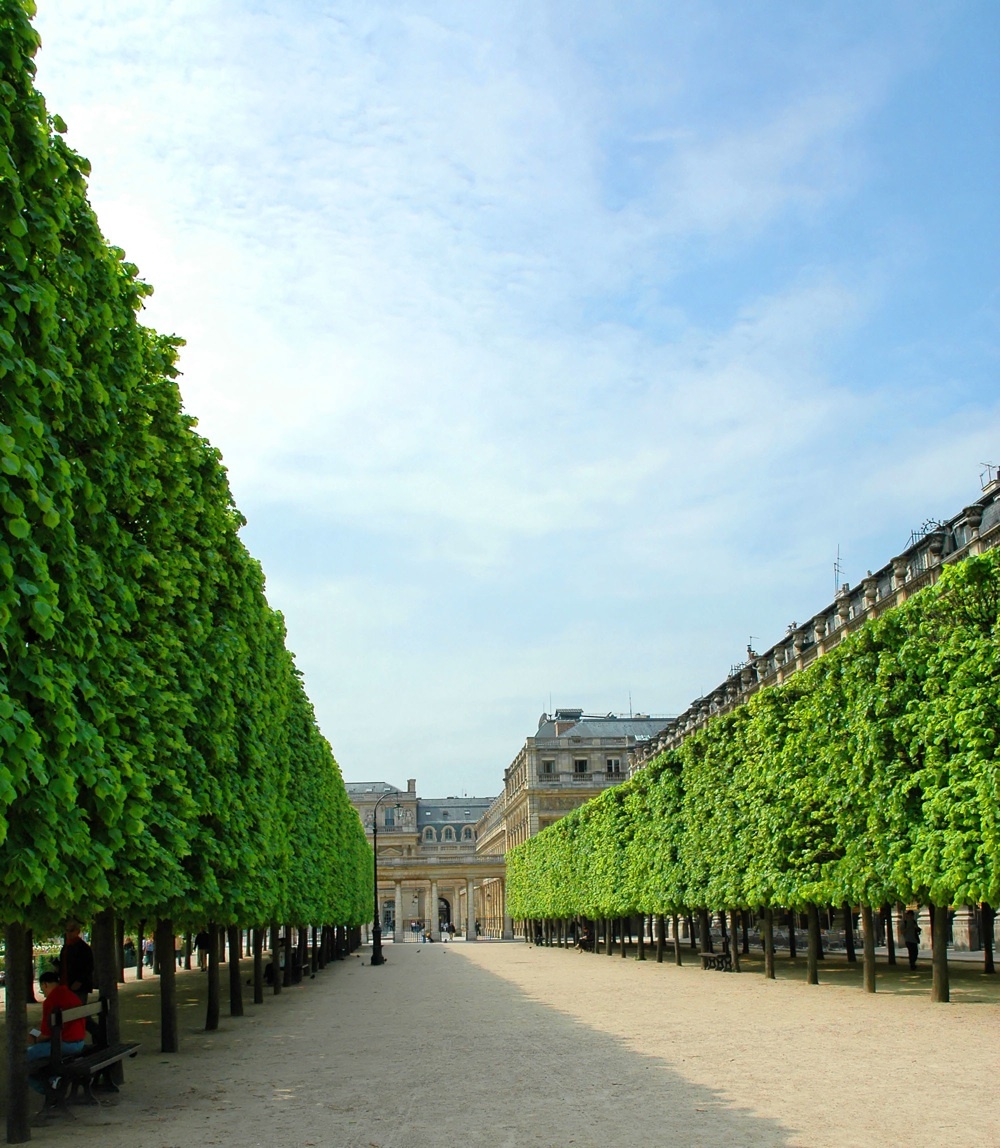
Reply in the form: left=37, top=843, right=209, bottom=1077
left=369, top=788, right=396, bottom=966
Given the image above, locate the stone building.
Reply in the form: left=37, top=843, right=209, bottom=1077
left=473, top=709, right=670, bottom=936
left=346, top=780, right=510, bottom=942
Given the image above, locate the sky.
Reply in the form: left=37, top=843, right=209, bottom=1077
left=30, top=0, right=1000, bottom=799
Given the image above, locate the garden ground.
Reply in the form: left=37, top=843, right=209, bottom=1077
left=1, top=940, right=998, bottom=1147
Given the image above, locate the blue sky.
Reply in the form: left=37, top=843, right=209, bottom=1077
left=32, top=1, right=999, bottom=798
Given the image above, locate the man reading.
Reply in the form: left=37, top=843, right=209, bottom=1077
left=27, top=972, right=86, bottom=1094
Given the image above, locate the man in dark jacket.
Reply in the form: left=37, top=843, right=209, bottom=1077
left=59, top=919, right=94, bottom=1003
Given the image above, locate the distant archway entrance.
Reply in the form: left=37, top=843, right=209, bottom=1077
left=438, top=897, right=451, bottom=927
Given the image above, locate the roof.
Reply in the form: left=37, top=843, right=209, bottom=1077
left=533, top=714, right=670, bottom=741
left=345, top=781, right=404, bottom=795
left=417, top=795, right=495, bottom=828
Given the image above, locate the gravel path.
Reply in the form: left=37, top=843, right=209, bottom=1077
left=2, top=940, right=998, bottom=1147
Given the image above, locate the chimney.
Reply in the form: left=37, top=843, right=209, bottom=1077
left=407, top=779, right=416, bottom=795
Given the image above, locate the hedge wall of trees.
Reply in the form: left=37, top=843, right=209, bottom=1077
left=0, top=0, right=370, bottom=939
left=508, top=548, right=1000, bottom=939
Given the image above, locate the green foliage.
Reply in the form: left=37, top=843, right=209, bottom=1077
left=0, top=1, right=370, bottom=934
left=508, top=549, right=1000, bottom=920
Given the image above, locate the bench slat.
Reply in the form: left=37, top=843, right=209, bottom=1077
left=56, top=1002, right=104, bottom=1024
left=64, top=1043, right=140, bottom=1076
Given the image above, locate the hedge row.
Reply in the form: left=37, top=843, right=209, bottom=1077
left=0, top=0, right=370, bottom=937
left=508, top=549, right=1000, bottom=921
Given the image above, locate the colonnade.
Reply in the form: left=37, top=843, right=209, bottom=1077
left=375, top=873, right=514, bottom=942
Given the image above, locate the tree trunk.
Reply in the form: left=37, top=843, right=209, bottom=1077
left=136, top=917, right=146, bottom=979
left=311, top=925, right=319, bottom=973
left=5, top=922, right=31, bottom=1143
left=183, top=931, right=192, bottom=971
left=687, top=913, right=697, bottom=949
left=741, top=910, right=750, bottom=955
left=92, top=908, right=124, bottom=1079
left=861, top=904, right=876, bottom=993
left=655, top=914, right=665, bottom=963
left=605, top=918, right=613, bottom=956
left=806, top=903, right=820, bottom=984
left=205, top=922, right=220, bottom=1031
left=843, top=903, right=857, bottom=963
left=269, top=922, right=281, bottom=994
left=637, top=916, right=646, bottom=961
left=787, top=910, right=797, bottom=958
left=698, top=908, right=712, bottom=954
left=228, top=925, right=244, bottom=1016
left=283, top=927, right=294, bottom=986
left=930, top=901, right=950, bottom=1003
left=729, top=910, right=741, bottom=973
left=882, top=903, right=896, bottom=966
left=157, top=918, right=179, bottom=1052
left=299, top=927, right=309, bottom=978
left=672, top=913, right=682, bottom=966
left=620, top=918, right=627, bottom=958
left=252, top=927, right=264, bottom=1004
left=763, top=907, right=775, bottom=980
left=116, top=917, right=126, bottom=983
left=982, top=904, right=995, bottom=975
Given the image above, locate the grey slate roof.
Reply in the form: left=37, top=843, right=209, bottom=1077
left=533, top=715, right=669, bottom=740
left=417, top=795, right=494, bottom=829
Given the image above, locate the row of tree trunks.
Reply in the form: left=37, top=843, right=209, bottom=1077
left=526, top=901, right=994, bottom=999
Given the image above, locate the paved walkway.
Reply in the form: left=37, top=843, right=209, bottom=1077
left=1, top=942, right=998, bottom=1147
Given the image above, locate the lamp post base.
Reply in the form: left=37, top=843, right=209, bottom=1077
left=370, top=924, right=385, bottom=966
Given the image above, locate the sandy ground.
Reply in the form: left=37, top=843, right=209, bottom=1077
left=2, top=941, right=998, bottom=1148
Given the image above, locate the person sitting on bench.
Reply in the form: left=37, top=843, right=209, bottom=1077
left=27, top=973, right=86, bottom=1093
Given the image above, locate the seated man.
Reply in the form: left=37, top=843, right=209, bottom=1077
left=27, top=972, right=86, bottom=1094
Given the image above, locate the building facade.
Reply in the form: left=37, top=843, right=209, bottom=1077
left=346, top=780, right=511, bottom=942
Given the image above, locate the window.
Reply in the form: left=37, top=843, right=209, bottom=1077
left=423, top=827, right=436, bottom=842
left=574, top=758, right=588, bottom=774
left=606, top=758, right=620, bottom=774
left=443, top=826, right=455, bottom=841
left=383, top=807, right=395, bottom=826
left=541, top=760, right=554, bottom=776
left=461, top=826, right=473, bottom=841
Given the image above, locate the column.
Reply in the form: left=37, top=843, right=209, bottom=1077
left=429, top=879, right=439, bottom=941
left=916, top=905, right=931, bottom=954
left=950, top=905, right=978, bottom=951
left=466, top=878, right=477, bottom=942
left=393, top=881, right=404, bottom=943
left=891, top=556, right=909, bottom=604
left=502, top=879, right=514, bottom=940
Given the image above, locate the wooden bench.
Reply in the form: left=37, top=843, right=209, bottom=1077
left=36, top=996, right=140, bottom=1110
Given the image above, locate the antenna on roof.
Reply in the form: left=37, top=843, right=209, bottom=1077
left=834, top=544, right=843, bottom=594
left=628, top=689, right=633, bottom=719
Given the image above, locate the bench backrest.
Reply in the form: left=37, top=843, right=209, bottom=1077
left=48, top=995, right=110, bottom=1068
